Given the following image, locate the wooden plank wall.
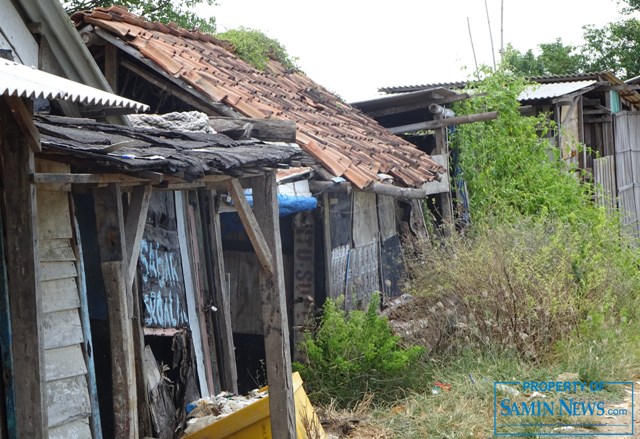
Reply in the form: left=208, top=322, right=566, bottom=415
left=36, top=161, right=93, bottom=438
left=226, top=251, right=293, bottom=335
left=614, top=111, right=640, bottom=242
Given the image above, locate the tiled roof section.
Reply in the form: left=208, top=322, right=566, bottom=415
left=71, top=7, right=444, bottom=189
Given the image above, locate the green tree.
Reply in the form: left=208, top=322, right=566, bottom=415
left=502, top=39, right=586, bottom=76
left=582, top=18, right=640, bottom=78
left=62, top=0, right=217, bottom=33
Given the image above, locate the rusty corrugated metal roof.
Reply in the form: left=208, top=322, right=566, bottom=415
left=71, top=7, right=444, bottom=189
left=0, top=58, right=149, bottom=112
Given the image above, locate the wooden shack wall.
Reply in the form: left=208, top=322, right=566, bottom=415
left=614, top=111, right=640, bottom=241
left=36, top=160, right=93, bottom=438
left=226, top=251, right=294, bottom=335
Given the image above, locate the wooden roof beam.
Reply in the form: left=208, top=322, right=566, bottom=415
left=388, top=111, right=498, bottom=134
left=5, top=96, right=41, bottom=152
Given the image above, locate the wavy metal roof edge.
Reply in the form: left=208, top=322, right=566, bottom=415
left=378, top=73, right=619, bottom=94
left=0, top=58, right=149, bottom=112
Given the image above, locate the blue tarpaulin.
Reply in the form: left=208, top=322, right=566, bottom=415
left=221, top=193, right=317, bottom=234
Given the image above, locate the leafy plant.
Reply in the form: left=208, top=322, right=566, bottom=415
left=409, top=69, right=640, bottom=360
left=294, top=293, right=424, bottom=408
left=217, top=27, right=299, bottom=72
left=451, top=68, right=600, bottom=225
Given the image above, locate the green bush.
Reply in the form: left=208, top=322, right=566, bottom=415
left=216, top=27, right=299, bottom=71
left=294, top=293, right=424, bottom=408
left=408, top=217, right=640, bottom=359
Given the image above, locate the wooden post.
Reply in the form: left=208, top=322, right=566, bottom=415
left=249, top=173, right=296, bottom=439
left=433, top=114, right=454, bottom=236
left=207, top=192, right=238, bottom=393
left=0, top=104, right=47, bottom=438
left=322, top=192, right=333, bottom=300
left=104, top=44, right=119, bottom=92
left=93, top=184, right=138, bottom=439
left=175, top=191, right=210, bottom=397
left=292, top=212, right=315, bottom=362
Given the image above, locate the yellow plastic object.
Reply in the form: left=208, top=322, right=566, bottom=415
left=183, top=372, right=326, bottom=439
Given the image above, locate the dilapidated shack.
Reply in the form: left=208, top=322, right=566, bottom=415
left=70, top=6, right=451, bottom=392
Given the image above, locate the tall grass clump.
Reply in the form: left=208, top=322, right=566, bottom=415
left=294, top=293, right=425, bottom=408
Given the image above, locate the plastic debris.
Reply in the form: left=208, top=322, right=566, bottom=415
left=495, top=383, right=520, bottom=397
left=184, top=388, right=268, bottom=435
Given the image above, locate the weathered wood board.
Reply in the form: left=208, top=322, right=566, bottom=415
left=226, top=251, right=262, bottom=335
left=48, top=419, right=92, bottom=439
left=42, top=278, right=81, bottom=313
left=37, top=182, right=93, bottom=437
left=44, top=345, right=87, bottom=382
left=328, top=192, right=353, bottom=249
left=292, top=212, right=314, bottom=361
left=46, top=375, right=91, bottom=428
left=40, top=261, right=77, bottom=282
left=377, top=195, right=397, bottom=241
left=352, top=192, right=378, bottom=248
left=43, top=309, right=84, bottom=350
left=37, top=190, right=73, bottom=240
left=40, top=239, right=76, bottom=262
left=226, top=250, right=294, bottom=335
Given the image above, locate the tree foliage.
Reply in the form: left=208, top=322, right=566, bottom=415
left=502, top=1, right=640, bottom=79
left=62, top=0, right=217, bottom=33
left=502, top=39, right=586, bottom=76
left=582, top=19, right=640, bottom=78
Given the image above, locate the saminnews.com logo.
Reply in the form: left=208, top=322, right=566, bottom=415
left=493, top=381, right=635, bottom=436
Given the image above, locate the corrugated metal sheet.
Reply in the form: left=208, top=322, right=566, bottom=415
left=0, top=58, right=148, bottom=112
left=518, top=80, right=597, bottom=101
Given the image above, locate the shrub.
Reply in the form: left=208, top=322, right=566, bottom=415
left=408, top=218, right=640, bottom=359
left=216, top=27, right=299, bottom=71
left=294, top=293, right=424, bottom=408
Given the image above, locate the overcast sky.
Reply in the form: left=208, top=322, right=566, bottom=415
left=194, top=0, right=623, bottom=102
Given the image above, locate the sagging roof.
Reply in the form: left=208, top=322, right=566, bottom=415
left=71, top=7, right=445, bottom=190
left=36, top=115, right=302, bottom=181
left=1, top=58, right=149, bottom=112
left=379, top=73, right=640, bottom=108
